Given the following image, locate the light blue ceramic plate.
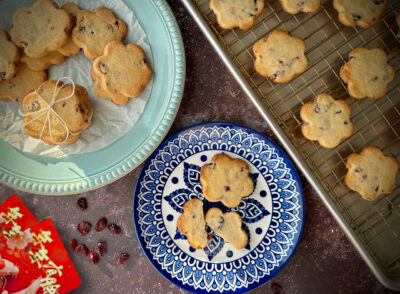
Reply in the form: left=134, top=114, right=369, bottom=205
left=133, top=122, right=305, bottom=293
left=0, top=0, right=185, bottom=195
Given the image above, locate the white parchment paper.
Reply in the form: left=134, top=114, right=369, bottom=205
left=0, top=0, right=153, bottom=157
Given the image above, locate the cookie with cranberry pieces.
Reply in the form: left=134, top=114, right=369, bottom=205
left=72, top=7, right=127, bottom=60
left=253, top=29, right=308, bottom=83
left=93, top=41, right=152, bottom=104
left=300, top=93, right=353, bottom=148
left=177, top=199, right=208, bottom=249
left=23, top=80, right=93, bottom=145
left=332, top=0, right=386, bottom=28
left=279, top=0, right=321, bottom=14
left=11, top=0, right=71, bottom=58
left=210, top=0, right=264, bottom=30
left=58, top=2, right=81, bottom=57
left=205, top=208, right=248, bottom=250
left=345, top=146, right=399, bottom=201
left=0, top=30, right=20, bottom=81
left=340, top=48, right=394, bottom=99
left=0, top=63, right=47, bottom=102
left=200, top=153, right=254, bottom=208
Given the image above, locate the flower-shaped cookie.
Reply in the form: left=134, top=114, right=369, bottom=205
left=0, top=30, right=19, bottom=80
left=210, top=0, right=264, bottom=30
left=345, top=146, right=399, bottom=201
left=177, top=199, right=208, bottom=249
left=92, top=41, right=152, bottom=104
left=72, top=7, right=127, bottom=60
left=57, top=2, right=81, bottom=57
left=279, top=0, right=321, bottom=14
left=200, top=153, right=254, bottom=208
left=340, top=47, right=394, bottom=99
left=253, top=30, right=308, bottom=83
left=205, top=208, right=248, bottom=249
left=11, top=0, right=71, bottom=58
left=300, top=93, right=353, bottom=148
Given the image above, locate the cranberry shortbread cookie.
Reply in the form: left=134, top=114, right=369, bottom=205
left=279, top=0, right=321, bottom=14
left=58, top=2, right=81, bottom=57
left=0, top=30, right=20, bottom=80
left=21, top=51, right=67, bottom=71
left=333, top=0, right=386, bottom=28
left=300, top=93, right=353, bottom=148
left=340, top=48, right=394, bottom=99
left=253, top=30, right=308, bottom=83
left=345, top=146, right=399, bottom=201
left=205, top=208, right=248, bottom=250
left=177, top=199, right=208, bottom=249
left=200, top=153, right=254, bottom=208
left=210, top=0, right=264, bottom=30
left=11, top=0, right=71, bottom=58
left=72, top=7, right=127, bottom=60
left=0, top=63, right=47, bottom=102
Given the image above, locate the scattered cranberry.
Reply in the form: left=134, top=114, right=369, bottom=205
left=89, top=250, right=100, bottom=264
left=108, top=223, right=121, bottom=234
left=80, top=244, right=89, bottom=256
left=77, top=197, right=88, bottom=210
left=94, top=241, right=107, bottom=256
left=77, top=222, right=91, bottom=236
left=117, top=253, right=130, bottom=264
left=271, top=281, right=283, bottom=294
left=69, top=239, right=78, bottom=251
left=95, top=217, right=108, bottom=232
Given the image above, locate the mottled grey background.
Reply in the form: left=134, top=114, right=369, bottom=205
left=0, top=0, right=398, bottom=293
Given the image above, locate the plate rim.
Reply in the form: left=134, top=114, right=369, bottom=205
left=133, top=121, right=305, bottom=294
left=0, top=0, right=186, bottom=195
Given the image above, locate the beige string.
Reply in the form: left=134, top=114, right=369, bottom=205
left=20, top=77, right=81, bottom=145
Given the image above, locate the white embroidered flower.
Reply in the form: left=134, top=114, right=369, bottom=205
left=6, top=228, right=33, bottom=250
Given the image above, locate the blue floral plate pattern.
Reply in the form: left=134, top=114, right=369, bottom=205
left=133, top=122, right=305, bottom=293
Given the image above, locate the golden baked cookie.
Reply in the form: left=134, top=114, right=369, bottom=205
left=0, top=30, right=20, bottom=80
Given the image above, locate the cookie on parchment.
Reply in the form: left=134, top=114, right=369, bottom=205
left=279, top=0, right=321, bottom=14
left=205, top=208, right=248, bottom=250
left=72, top=7, right=127, bottom=60
left=332, top=0, right=386, bottom=28
left=345, top=146, right=399, bottom=201
left=58, top=2, right=81, bottom=57
left=11, top=0, right=71, bottom=58
left=0, top=63, right=47, bottom=102
left=253, top=30, right=308, bottom=83
left=340, top=48, right=394, bottom=99
left=21, top=51, right=67, bottom=71
left=210, top=0, right=264, bottom=30
left=93, top=41, right=152, bottom=104
left=23, top=80, right=93, bottom=145
left=0, top=30, right=20, bottom=81
left=90, top=67, right=129, bottom=105
left=300, top=93, right=353, bottom=148
left=200, top=153, right=254, bottom=208
left=177, top=199, right=208, bottom=249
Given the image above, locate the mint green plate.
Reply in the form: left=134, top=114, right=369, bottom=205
left=0, top=0, right=185, bottom=195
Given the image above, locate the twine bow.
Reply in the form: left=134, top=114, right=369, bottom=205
left=20, top=77, right=81, bottom=145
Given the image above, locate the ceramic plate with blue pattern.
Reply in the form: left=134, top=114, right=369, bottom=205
left=133, top=122, right=305, bottom=293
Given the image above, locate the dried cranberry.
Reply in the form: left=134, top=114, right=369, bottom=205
left=271, top=281, right=283, bottom=294
left=117, top=253, right=130, bottom=264
left=69, top=239, right=78, bottom=250
left=95, top=217, right=108, bottom=232
left=89, top=250, right=100, bottom=264
left=108, top=223, right=121, bottom=234
left=77, top=197, right=88, bottom=210
left=79, top=244, right=89, bottom=256
left=94, top=241, right=107, bottom=256
left=77, top=222, right=91, bottom=236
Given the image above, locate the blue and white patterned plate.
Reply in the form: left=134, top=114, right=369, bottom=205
left=133, top=122, right=305, bottom=293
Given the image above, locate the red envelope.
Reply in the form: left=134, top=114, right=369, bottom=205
left=1, top=196, right=81, bottom=294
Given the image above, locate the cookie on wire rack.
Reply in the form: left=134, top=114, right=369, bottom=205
left=300, top=93, right=353, bottom=148
left=279, top=0, right=321, bottom=14
left=345, top=146, right=399, bottom=201
left=253, top=29, right=308, bottom=83
left=210, top=0, right=264, bottom=30
left=340, top=47, right=394, bottom=99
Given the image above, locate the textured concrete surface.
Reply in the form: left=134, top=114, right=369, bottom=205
left=0, top=0, right=398, bottom=293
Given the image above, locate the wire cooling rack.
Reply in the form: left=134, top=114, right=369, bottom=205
left=182, top=0, right=400, bottom=289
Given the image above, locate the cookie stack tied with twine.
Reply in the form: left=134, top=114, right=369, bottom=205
left=22, top=78, right=93, bottom=145
left=92, top=41, right=152, bottom=105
